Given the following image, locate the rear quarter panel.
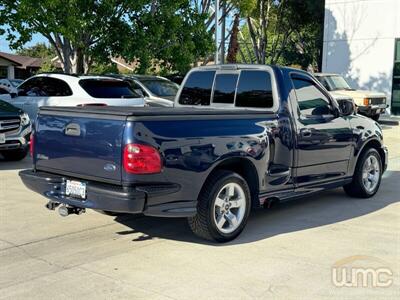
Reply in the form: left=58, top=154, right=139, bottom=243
left=122, top=117, right=280, bottom=206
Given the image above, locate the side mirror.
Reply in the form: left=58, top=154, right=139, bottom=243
left=10, top=92, right=17, bottom=98
left=337, top=99, right=355, bottom=116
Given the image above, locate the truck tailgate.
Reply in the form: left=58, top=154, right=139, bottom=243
left=34, top=113, right=125, bottom=183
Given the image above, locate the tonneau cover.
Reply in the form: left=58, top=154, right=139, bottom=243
left=39, top=106, right=275, bottom=117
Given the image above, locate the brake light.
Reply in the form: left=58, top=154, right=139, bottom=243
left=77, top=103, right=108, bottom=107
left=29, top=133, right=34, bottom=157
left=363, top=98, right=370, bottom=106
left=123, top=143, right=162, bottom=174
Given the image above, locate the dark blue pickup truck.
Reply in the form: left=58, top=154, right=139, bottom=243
left=20, top=65, right=388, bottom=242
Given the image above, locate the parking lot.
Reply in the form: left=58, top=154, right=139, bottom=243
left=0, top=124, right=399, bottom=299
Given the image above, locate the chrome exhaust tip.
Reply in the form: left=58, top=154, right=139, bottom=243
left=58, top=205, right=85, bottom=217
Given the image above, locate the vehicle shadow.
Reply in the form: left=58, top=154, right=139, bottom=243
left=114, top=170, right=399, bottom=246
left=0, top=155, right=32, bottom=171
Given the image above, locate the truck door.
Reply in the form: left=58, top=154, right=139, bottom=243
left=290, top=72, right=353, bottom=187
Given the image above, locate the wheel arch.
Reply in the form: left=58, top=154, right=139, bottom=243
left=351, top=138, right=385, bottom=174
left=201, top=157, right=260, bottom=210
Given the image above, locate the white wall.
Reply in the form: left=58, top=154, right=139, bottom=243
left=322, top=0, right=400, bottom=111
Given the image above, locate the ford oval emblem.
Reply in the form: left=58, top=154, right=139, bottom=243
left=104, top=163, right=117, bottom=172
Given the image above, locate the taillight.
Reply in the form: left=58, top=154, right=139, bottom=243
left=123, top=143, right=162, bottom=174
left=29, top=133, right=34, bottom=157
left=77, top=103, right=108, bottom=107
left=363, top=98, right=370, bottom=106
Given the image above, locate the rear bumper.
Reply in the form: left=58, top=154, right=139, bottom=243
left=19, top=169, right=196, bottom=217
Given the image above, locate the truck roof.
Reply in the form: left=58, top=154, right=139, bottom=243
left=190, top=64, right=302, bottom=73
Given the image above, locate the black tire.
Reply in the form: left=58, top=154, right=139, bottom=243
left=1, top=148, right=29, bottom=161
left=371, top=114, right=380, bottom=121
left=344, top=148, right=382, bottom=198
left=188, top=170, right=251, bottom=242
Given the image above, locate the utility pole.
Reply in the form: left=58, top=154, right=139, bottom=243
left=221, top=0, right=226, bottom=64
left=215, top=0, right=219, bottom=65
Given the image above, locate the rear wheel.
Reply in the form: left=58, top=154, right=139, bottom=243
left=188, top=170, right=251, bottom=242
left=344, top=148, right=382, bottom=198
left=1, top=148, right=29, bottom=161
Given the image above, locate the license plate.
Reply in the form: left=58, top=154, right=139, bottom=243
left=0, top=133, right=5, bottom=144
left=65, top=180, right=86, bottom=199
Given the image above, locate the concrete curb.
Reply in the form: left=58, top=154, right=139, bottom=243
left=379, top=118, right=399, bottom=126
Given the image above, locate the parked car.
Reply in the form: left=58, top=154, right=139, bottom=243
left=106, top=74, right=179, bottom=107
left=0, top=78, right=23, bottom=93
left=0, top=100, right=31, bottom=161
left=0, top=86, right=12, bottom=102
left=164, top=74, right=185, bottom=85
left=3, top=73, right=145, bottom=120
left=314, top=73, right=387, bottom=121
left=20, top=65, right=387, bottom=242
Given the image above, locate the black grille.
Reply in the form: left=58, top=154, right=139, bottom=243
left=370, top=98, right=386, bottom=105
left=0, top=117, right=21, bottom=133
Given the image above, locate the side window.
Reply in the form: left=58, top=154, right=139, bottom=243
left=18, top=78, right=44, bottom=96
left=236, top=70, right=273, bottom=108
left=18, top=78, right=72, bottom=97
left=40, top=78, right=73, bottom=96
left=0, top=87, right=8, bottom=94
left=131, top=81, right=148, bottom=97
left=292, top=77, right=332, bottom=116
left=315, top=76, right=330, bottom=91
left=79, top=79, right=141, bottom=98
left=179, top=71, right=215, bottom=105
left=212, top=73, right=238, bottom=104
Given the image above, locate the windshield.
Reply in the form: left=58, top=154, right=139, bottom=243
left=140, top=79, right=179, bottom=97
left=79, top=79, right=142, bottom=98
left=323, top=75, right=352, bottom=91
left=10, top=79, right=23, bottom=87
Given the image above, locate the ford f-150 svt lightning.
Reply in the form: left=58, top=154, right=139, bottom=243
left=20, top=65, right=388, bottom=242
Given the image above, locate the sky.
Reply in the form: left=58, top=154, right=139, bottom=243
left=0, top=26, right=48, bottom=53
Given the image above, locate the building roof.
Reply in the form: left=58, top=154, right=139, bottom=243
left=0, top=52, right=43, bottom=69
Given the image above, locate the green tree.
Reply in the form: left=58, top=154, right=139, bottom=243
left=114, top=0, right=213, bottom=75
left=0, top=0, right=212, bottom=75
left=16, top=43, right=56, bottom=58
left=235, top=0, right=324, bottom=70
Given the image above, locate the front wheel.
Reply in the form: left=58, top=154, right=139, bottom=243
left=371, top=114, right=380, bottom=121
left=344, top=148, right=382, bottom=198
left=188, top=170, right=251, bottom=242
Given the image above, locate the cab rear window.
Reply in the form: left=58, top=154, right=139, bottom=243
left=179, top=69, right=274, bottom=108
left=79, top=79, right=141, bottom=99
left=236, top=71, right=273, bottom=108
left=178, top=71, right=215, bottom=105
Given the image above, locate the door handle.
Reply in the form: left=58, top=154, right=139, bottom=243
left=300, top=128, right=312, bottom=137
left=65, top=123, right=81, bottom=136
